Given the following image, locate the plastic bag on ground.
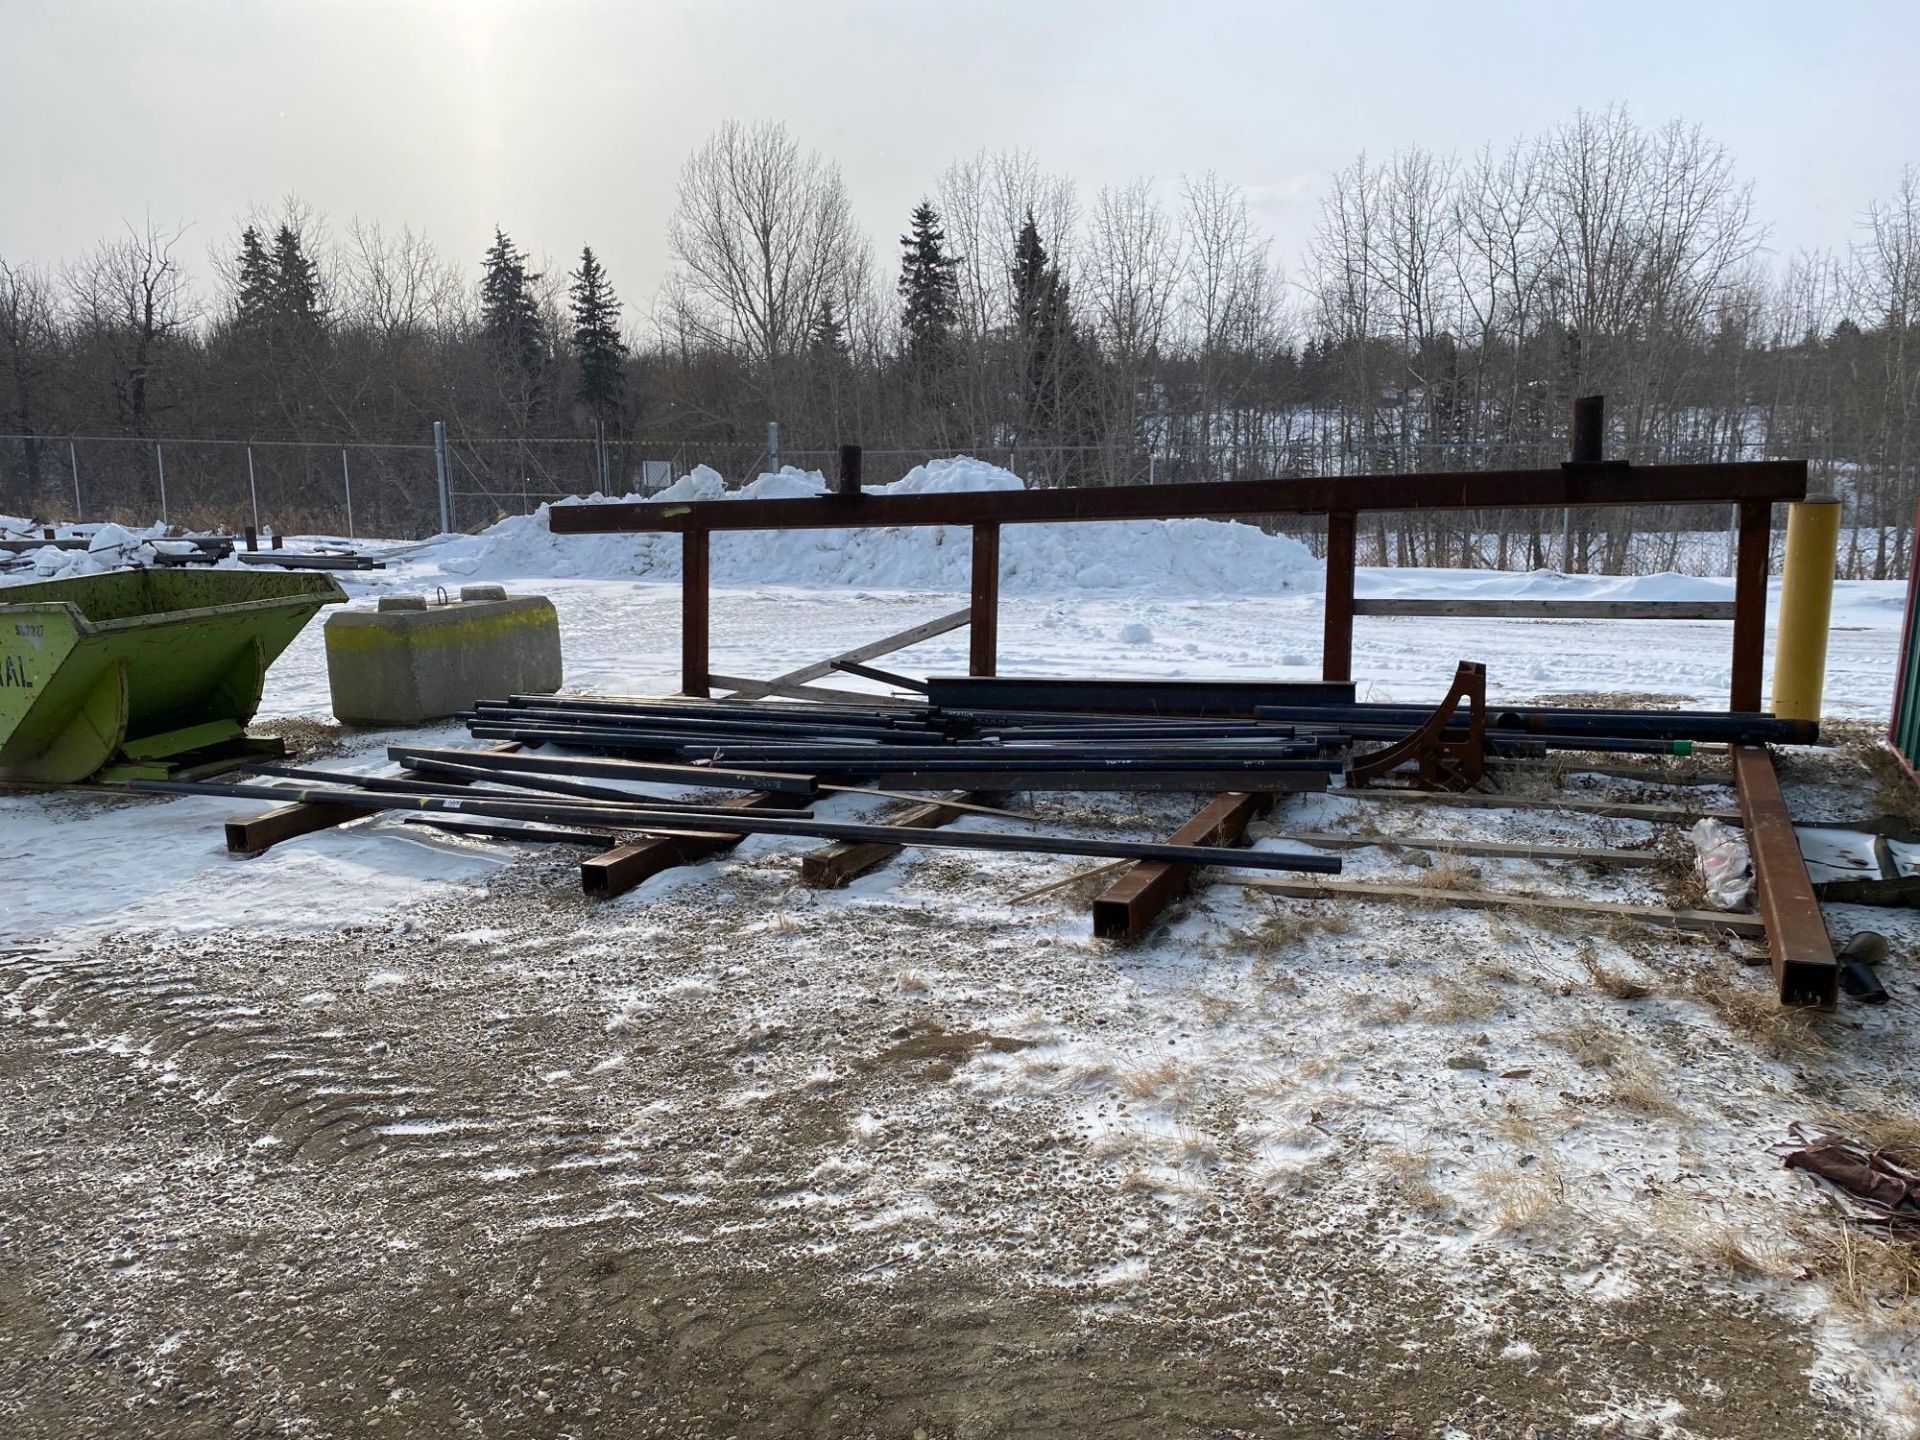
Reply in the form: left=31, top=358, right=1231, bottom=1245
left=1691, top=817, right=1753, bottom=910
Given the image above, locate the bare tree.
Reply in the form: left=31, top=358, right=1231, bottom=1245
left=665, top=120, right=864, bottom=416
left=61, top=217, right=195, bottom=434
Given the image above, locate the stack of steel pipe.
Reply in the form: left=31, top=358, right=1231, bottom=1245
left=457, top=693, right=1345, bottom=794
left=1253, top=701, right=1819, bottom=754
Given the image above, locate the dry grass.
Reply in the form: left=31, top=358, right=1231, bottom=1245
left=1407, top=853, right=1484, bottom=893
left=1603, top=1060, right=1686, bottom=1120
left=1425, top=978, right=1502, bottom=1025
left=1810, top=1213, right=1920, bottom=1322
left=1472, top=1163, right=1566, bottom=1234
left=1690, top=969, right=1831, bottom=1060
left=1117, top=1059, right=1188, bottom=1104
left=1542, top=1018, right=1625, bottom=1069
left=1373, top=1143, right=1449, bottom=1212
left=895, top=967, right=930, bottom=996
left=1577, top=944, right=1654, bottom=1001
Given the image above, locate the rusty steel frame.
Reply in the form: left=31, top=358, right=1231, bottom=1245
left=551, top=458, right=1805, bottom=703
left=1731, top=744, right=1839, bottom=1008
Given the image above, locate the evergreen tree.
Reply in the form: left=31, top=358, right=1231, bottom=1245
left=811, top=296, right=849, bottom=359
left=568, top=245, right=626, bottom=421
left=480, top=227, right=549, bottom=414
left=232, top=225, right=276, bottom=335
left=897, top=201, right=960, bottom=367
left=1010, top=210, right=1074, bottom=440
left=268, top=224, right=323, bottom=343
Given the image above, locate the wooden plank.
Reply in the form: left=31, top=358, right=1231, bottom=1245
left=970, top=523, right=1000, bottom=677
left=1323, top=512, right=1356, bottom=684
left=1093, top=792, right=1269, bottom=940
left=707, top=673, right=916, bottom=707
left=581, top=789, right=802, bottom=899
left=1731, top=500, right=1772, bottom=711
left=721, top=607, right=970, bottom=699
left=1228, top=875, right=1766, bottom=938
left=1732, top=744, right=1839, bottom=1006
left=1352, top=598, right=1735, bottom=620
left=799, top=791, right=975, bottom=887
left=548, top=461, right=1808, bottom=534
left=1332, top=787, right=1740, bottom=824
left=682, top=528, right=710, bottom=697
left=1266, top=831, right=1665, bottom=866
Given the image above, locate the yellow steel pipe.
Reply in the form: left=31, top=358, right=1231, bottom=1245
left=1769, top=496, right=1841, bottom=722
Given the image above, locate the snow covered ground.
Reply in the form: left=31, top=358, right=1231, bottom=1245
left=4, top=462, right=1919, bottom=1436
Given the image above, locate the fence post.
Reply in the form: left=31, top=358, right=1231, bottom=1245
left=433, top=421, right=453, bottom=534
left=341, top=448, right=354, bottom=539
left=69, top=441, right=81, bottom=519
left=767, top=420, right=781, bottom=476
left=154, top=443, right=166, bottom=526
left=245, top=445, right=261, bottom=534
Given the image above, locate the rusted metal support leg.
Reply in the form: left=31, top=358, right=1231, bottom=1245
left=682, top=528, right=710, bottom=698
left=1323, top=512, right=1356, bottom=684
left=970, top=522, right=1000, bottom=677
left=581, top=788, right=809, bottom=899
left=1731, top=744, right=1837, bottom=1008
left=1730, top=501, right=1771, bottom=712
left=1092, top=791, right=1269, bottom=940
left=800, top=791, right=977, bottom=887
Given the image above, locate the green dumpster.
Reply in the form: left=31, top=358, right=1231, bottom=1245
left=0, top=569, right=346, bottom=783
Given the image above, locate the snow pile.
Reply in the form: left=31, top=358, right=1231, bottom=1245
left=3, top=522, right=167, bottom=584
left=423, top=457, right=1318, bottom=595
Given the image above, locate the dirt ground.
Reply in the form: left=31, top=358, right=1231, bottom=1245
left=2, top=763, right=1916, bottom=1438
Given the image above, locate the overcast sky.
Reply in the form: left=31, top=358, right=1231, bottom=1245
left=2, top=0, right=1914, bottom=319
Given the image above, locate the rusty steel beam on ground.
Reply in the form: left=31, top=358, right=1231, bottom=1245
left=580, top=790, right=802, bottom=899
left=1731, top=744, right=1839, bottom=1007
left=1092, top=791, right=1269, bottom=940
left=547, top=462, right=1808, bottom=535
left=799, top=791, right=978, bottom=887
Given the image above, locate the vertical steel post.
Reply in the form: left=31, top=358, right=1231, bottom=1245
left=969, top=523, right=1000, bottom=676
left=767, top=421, right=781, bottom=476
left=69, top=441, right=81, bottom=518
left=836, top=444, right=862, bottom=497
left=341, top=448, right=354, bottom=539
left=1323, top=512, right=1357, bottom=683
left=681, top=529, right=711, bottom=697
left=1565, top=395, right=1603, bottom=575
left=246, top=445, right=261, bottom=533
left=154, top=442, right=166, bottom=525
left=1730, top=500, right=1773, bottom=712
left=433, top=420, right=452, bottom=534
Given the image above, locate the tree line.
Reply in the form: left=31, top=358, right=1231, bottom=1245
left=0, top=106, right=1915, bottom=573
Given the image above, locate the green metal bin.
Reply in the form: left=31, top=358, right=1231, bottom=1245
left=0, top=569, right=346, bottom=783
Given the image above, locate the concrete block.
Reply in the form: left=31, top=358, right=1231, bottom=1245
left=325, top=589, right=562, bottom=725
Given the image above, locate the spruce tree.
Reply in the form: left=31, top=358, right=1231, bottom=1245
left=897, top=201, right=960, bottom=367
left=232, top=225, right=276, bottom=336
left=480, top=227, right=549, bottom=413
left=1010, top=210, right=1073, bottom=439
left=811, top=295, right=849, bottom=359
left=268, top=224, right=323, bottom=344
left=568, top=245, right=625, bottom=421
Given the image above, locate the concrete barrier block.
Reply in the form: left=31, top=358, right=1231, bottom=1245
left=325, top=591, right=563, bottom=726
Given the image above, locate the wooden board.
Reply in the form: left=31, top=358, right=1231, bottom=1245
left=1263, top=831, right=1664, bottom=866
left=1353, top=598, right=1734, bottom=620
left=1331, top=787, right=1740, bottom=824
left=1227, top=875, right=1765, bottom=938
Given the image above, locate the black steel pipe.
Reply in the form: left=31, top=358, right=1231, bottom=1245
left=387, top=743, right=817, bottom=795
left=105, top=778, right=1343, bottom=875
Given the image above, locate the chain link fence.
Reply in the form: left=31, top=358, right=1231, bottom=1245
left=2, top=427, right=1913, bottom=579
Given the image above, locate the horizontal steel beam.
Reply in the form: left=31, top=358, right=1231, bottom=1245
left=547, top=461, right=1806, bottom=534
left=1352, top=598, right=1736, bottom=620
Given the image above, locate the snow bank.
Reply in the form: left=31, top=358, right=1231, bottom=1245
left=1, top=521, right=173, bottom=584
left=423, top=457, right=1319, bottom=595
